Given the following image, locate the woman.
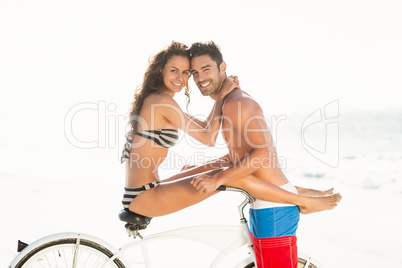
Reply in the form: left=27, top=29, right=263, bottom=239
left=121, top=41, right=239, bottom=217
left=122, top=41, right=337, bottom=217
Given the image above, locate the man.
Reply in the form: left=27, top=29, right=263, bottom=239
left=188, top=41, right=341, bottom=268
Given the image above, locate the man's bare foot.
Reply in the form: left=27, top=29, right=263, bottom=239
left=296, top=186, right=334, bottom=196
left=299, top=193, right=342, bottom=214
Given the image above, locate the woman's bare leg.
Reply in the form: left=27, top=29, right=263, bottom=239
left=130, top=164, right=341, bottom=216
left=129, top=177, right=218, bottom=217
left=226, top=175, right=341, bottom=214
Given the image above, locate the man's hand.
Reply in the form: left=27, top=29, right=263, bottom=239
left=191, top=174, right=221, bottom=194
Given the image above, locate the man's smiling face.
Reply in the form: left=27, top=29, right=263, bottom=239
left=191, top=54, right=225, bottom=97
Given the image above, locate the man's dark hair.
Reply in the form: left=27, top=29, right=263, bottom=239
left=190, top=41, right=224, bottom=68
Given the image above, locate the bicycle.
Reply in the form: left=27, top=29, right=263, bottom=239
left=8, top=186, right=322, bottom=268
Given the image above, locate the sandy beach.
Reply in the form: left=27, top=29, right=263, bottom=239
left=1, top=164, right=401, bottom=267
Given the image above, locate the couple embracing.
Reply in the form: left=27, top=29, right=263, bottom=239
left=121, top=41, right=341, bottom=267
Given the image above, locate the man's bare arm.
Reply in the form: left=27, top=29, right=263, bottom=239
left=192, top=98, right=271, bottom=191
left=162, top=154, right=231, bottom=182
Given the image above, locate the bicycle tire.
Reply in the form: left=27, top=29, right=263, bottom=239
left=297, top=256, right=320, bottom=268
left=12, top=237, right=126, bottom=268
left=244, top=256, right=320, bottom=268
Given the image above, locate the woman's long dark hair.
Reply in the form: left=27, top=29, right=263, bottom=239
left=128, top=41, right=190, bottom=132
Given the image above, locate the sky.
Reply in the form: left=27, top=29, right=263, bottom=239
left=1, top=0, right=401, bottom=112
left=0, top=0, right=401, bottom=177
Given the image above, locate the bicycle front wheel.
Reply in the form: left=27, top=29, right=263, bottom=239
left=12, top=237, right=125, bottom=268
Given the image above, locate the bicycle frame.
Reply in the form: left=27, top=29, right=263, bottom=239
left=108, top=225, right=254, bottom=267
left=105, top=187, right=256, bottom=267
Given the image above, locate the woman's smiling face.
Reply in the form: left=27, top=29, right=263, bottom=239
left=162, top=55, right=191, bottom=97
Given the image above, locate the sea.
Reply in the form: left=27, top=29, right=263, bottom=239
left=158, top=107, right=402, bottom=194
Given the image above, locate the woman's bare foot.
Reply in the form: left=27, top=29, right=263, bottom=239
left=296, top=186, right=334, bottom=196
left=298, top=193, right=342, bottom=214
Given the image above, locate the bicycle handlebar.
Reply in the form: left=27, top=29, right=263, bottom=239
left=216, top=185, right=255, bottom=204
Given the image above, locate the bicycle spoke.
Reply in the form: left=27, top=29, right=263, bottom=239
left=91, top=256, right=98, bottom=268
left=63, top=249, right=68, bottom=267
left=72, top=244, right=79, bottom=268
left=51, top=251, right=57, bottom=267
left=82, top=252, right=90, bottom=267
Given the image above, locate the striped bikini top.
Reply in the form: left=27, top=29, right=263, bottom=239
left=121, top=129, right=179, bottom=163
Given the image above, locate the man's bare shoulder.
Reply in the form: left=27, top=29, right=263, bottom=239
left=223, top=89, right=259, bottom=112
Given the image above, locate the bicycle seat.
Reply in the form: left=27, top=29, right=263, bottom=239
left=119, top=209, right=152, bottom=228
